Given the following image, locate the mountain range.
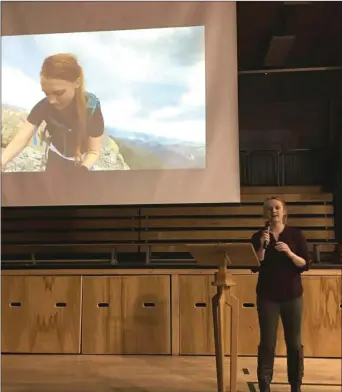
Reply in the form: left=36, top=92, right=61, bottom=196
left=107, top=127, right=206, bottom=170
left=2, top=103, right=206, bottom=170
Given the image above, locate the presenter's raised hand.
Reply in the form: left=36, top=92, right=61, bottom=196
left=274, top=241, right=291, bottom=256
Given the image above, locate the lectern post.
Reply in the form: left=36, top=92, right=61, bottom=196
left=186, top=243, right=259, bottom=392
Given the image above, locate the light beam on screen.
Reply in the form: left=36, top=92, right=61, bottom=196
left=1, top=1, right=240, bottom=207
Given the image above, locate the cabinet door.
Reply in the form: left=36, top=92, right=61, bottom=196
left=1, top=276, right=82, bottom=353
left=276, top=276, right=342, bottom=358
left=179, top=275, right=230, bottom=355
left=302, top=276, right=342, bottom=358
left=82, top=275, right=171, bottom=354
left=230, top=275, right=259, bottom=356
left=179, top=274, right=259, bottom=356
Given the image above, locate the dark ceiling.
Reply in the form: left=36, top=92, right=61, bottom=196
left=237, top=1, right=342, bottom=71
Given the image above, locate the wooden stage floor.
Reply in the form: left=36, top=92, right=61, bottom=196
left=1, top=355, right=341, bottom=392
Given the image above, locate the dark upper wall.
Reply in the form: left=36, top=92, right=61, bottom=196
left=237, top=2, right=342, bottom=71
left=237, top=70, right=341, bottom=151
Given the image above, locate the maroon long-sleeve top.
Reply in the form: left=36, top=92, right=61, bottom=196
left=251, top=226, right=311, bottom=302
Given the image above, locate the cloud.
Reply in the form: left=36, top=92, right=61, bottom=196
left=110, top=116, right=205, bottom=142
left=180, top=60, right=206, bottom=107
left=101, top=96, right=142, bottom=125
left=99, top=58, right=206, bottom=142
left=149, top=106, right=183, bottom=121
left=1, top=64, right=44, bottom=110
left=2, top=27, right=206, bottom=142
left=31, top=28, right=194, bottom=86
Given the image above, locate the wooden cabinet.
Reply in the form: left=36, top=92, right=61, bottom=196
left=178, top=274, right=259, bottom=356
left=1, top=276, right=82, bottom=354
left=230, top=275, right=259, bottom=356
left=178, top=273, right=342, bottom=358
left=1, top=270, right=340, bottom=358
left=178, top=274, right=230, bottom=355
left=276, top=276, right=342, bottom=358
left=82, top=275, right=171, bottom=355
left=302, top=275, right=341, bottom=358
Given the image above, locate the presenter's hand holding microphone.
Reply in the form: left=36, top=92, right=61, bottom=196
left=260, top=221, right=292, bottom=256
left=260, top=222, right=270, bottom=250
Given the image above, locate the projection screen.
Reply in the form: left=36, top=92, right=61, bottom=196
left=1, top=1, right=240, bottom=207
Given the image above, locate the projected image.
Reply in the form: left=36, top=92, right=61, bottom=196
left=1, top=26, right=206, bottom=173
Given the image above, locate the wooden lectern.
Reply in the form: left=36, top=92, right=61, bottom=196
left=186, top=243, right=259, bottom=392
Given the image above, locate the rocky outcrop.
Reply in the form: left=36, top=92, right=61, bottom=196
left=92, top=134, right=130, bottom=171
left=1, top=106, right=130, bottom=172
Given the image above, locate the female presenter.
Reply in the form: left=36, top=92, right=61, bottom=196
left=1, top=53, right=104, bottom=172
left=251, top=197, right=310, bottom=392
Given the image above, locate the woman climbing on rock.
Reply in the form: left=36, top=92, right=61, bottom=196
left=1, top=53, right=104, bottom=173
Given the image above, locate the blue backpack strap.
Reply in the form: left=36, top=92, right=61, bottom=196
left=85, top=92, right=100, bottom=116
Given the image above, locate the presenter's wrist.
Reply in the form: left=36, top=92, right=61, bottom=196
left=287, top=250, right=295, bottom=259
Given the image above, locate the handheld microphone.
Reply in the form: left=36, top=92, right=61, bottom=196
left=263, top=222, right=270, bottom=250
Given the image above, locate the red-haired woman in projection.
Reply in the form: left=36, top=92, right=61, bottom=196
left=1, top=53, right=104, bottom=172
left=251, top=197, right=310, bottom=392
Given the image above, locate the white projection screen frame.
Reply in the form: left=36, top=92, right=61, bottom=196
left=1, top=1, right=240, bottom=207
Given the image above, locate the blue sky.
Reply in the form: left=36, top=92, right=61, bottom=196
left=2, top=26, right=206, bottom=143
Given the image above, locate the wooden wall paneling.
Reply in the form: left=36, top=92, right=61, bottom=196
left=1, top=188, right=335, bottom=263
left=1, top=244, right=141, bottom=256
left=141, top=204, right=334, bottom=216
left=2, top=230, right=139, bottom=244
left=1, top=276, right=82, bottom=354
left=1, top=207, right=140, bottom=219
left=3, top=218, right=139, bottom=231
left=1, top=206, right=140, bottom=248
left=178, top=274, right=230, bottom=355
left=141, top=217, right=334, bottom=229
left=82, top=275, right=171, bottom=355
left=141, top=192, right=335, bottom=256
left=141, top=229, right=335, bottom=242
left=240, top=186, right=323, bottom=194
left=241, top=193, right=333, bottom=202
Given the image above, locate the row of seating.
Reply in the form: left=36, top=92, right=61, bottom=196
left=1, top=186, right=337, bottom=265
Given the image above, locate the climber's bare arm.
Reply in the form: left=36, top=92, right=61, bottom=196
left=80, top=134, right=102, bottom=169
left=1, top=121, right=37, bottom=170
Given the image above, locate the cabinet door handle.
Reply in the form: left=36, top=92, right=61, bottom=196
left=195, top=302, right=207, bottom=308
left=9, top=301, right=21, bottom=307
left=97, top=303, right=109, bottom=308
left=242, top=303, right=255, bottom=308
left=143, top=302, right=155, bottom=308
left=55, top=302, right=67, bottom=308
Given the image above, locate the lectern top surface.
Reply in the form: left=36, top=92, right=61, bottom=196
left=186, top=243, right=260, bottom=267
